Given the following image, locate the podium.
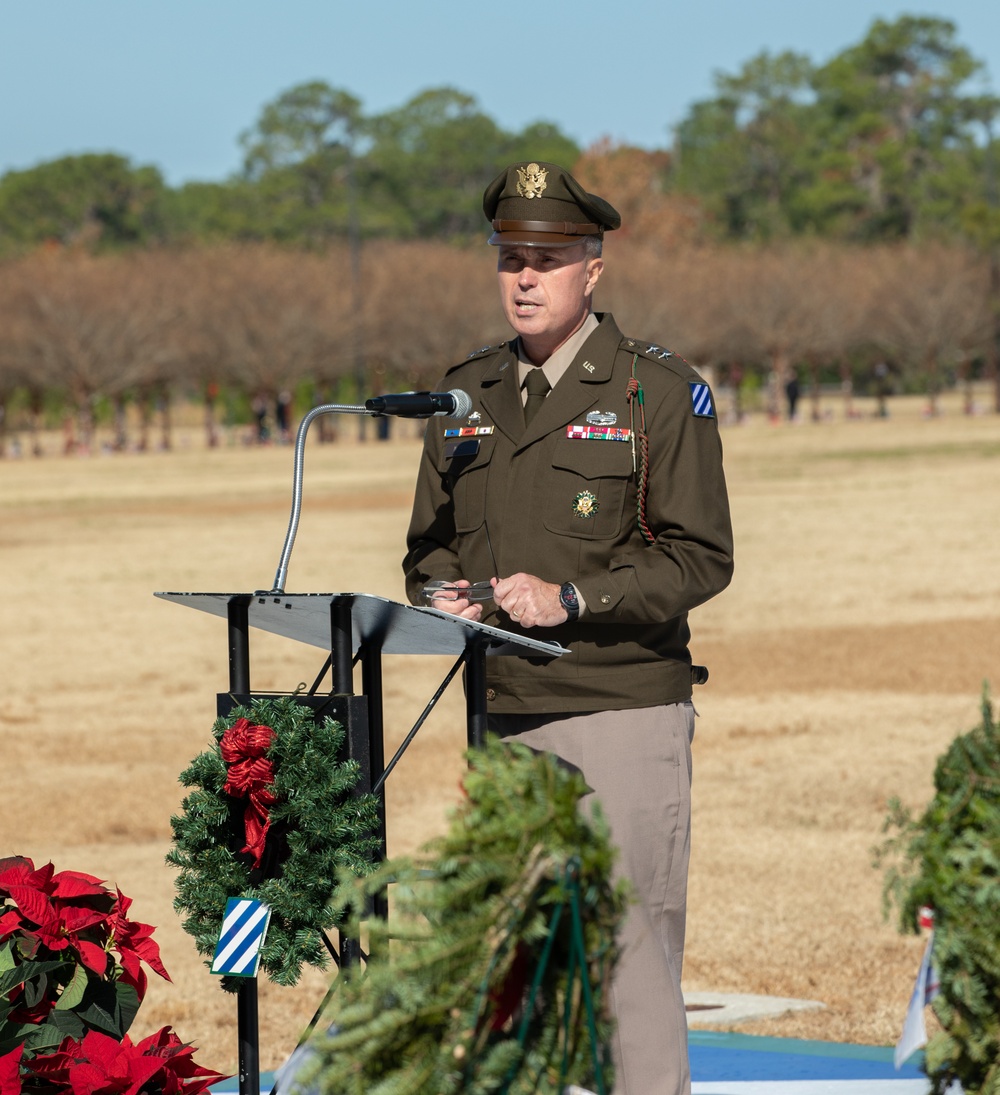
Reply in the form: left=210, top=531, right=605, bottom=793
left=157, top=589, right=565, bottom=1094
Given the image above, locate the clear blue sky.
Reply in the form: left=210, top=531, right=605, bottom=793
left=2, top=1, right=998, bottom=187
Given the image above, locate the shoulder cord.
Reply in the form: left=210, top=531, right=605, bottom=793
left=625, top=354, right=655, bottom=545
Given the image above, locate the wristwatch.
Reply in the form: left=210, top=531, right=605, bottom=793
left=558, top=582, right=580, bottom=622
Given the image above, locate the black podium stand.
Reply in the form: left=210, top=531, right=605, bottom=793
left=157, top=589, right=565, bottom=1094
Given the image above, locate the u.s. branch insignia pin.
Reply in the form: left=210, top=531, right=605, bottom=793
left=572, top=490, right=599, bottom=519
left=516, top=162, right=548, bottom=199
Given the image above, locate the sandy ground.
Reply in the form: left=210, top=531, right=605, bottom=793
left=1, top=387, right=998, bottom=1075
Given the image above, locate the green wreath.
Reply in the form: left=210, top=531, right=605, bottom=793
left=167, top=696, right=380, bottom=990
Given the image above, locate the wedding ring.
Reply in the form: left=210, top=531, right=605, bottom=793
left=511, top=610, right=521, bottom=619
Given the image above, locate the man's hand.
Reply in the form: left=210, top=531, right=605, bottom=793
left=492, top=573, right=567, bottom=628
left=424, top=579, right=483, bottom=621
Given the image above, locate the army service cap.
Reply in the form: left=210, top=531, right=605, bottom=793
left=483, top=161, right=621, bottom=247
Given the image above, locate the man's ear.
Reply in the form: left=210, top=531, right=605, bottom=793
left=585, top=257, right=604, bottom=296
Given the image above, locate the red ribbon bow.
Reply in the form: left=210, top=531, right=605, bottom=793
left=221, top=718, right=278, bottom=869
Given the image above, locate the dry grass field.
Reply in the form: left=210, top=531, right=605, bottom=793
left=1, top=387, right=998, bottom=1077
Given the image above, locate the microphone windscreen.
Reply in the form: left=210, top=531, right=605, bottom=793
left=448, top=389, right=474, bottom=419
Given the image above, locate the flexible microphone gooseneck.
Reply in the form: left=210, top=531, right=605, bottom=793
left=269, top=390, right=472, bottom=592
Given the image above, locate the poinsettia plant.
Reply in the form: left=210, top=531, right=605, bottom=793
left=0, top=856, right=224, bottom=1094
left=0, top=1028, right=224, bottom=1095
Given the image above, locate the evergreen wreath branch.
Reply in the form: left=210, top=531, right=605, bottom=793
left=294, top=740, right=628, bottom=1095
left=878, top=686, right=1000, bottom=1095
left=167, top=696, right=381, bottom=990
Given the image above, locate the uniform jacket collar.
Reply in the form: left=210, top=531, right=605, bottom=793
left=478, top=313, right=623, bottom=450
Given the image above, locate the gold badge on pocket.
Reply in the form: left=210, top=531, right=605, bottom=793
left=572, top=490, right=599, bottom=519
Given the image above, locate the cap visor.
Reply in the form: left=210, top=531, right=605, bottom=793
left=488, top=230, right=588, bottom=247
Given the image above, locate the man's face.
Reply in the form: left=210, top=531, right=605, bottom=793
left=496, top=242, right=604, bottom=361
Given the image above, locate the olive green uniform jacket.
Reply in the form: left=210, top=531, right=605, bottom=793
left=403, top=313, right=734, bottom=715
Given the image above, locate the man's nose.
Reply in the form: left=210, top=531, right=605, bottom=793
left=517, top=265, right=539, bottom=286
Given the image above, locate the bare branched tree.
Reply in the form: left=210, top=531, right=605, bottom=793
left=4, top=251, right=183, bottom=452
left=868, top=244, right=991, bottom=415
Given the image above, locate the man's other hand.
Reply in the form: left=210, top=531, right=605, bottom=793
left=492, top=574, right=566, bottom=628
left=424, top=579, right=483, bottom=621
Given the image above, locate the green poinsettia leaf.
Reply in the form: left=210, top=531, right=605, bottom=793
left=23, top=1015, right=76, bottom=1052
left=73, top=980, right=124, bottom=1038
left=54, top=961, right=89, bottom=1011
left=23, top=971, right=49, bottom=1008
left=0, top=941, right=16, bottom=974
left=114, top=979, right=140, bottom=1036
left=0, top=959, right=65, bottom=998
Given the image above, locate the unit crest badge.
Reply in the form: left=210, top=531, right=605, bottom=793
left=572, top=490, right=599, bottom=519
left=516, top=162, right=548, bottom=199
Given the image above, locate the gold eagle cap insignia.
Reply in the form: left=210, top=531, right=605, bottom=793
left=516, top=163, right=548, bottom=199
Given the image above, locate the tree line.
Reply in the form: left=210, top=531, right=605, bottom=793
left=1, top=16, right=998, bottom=253
left=0, top=237, right=995, bottom=455
left=1, top=12, right=999, bottom=454
left=0, top=87, right=579, bottom=254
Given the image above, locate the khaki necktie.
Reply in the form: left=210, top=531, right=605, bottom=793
left=523, top=367, right=551, bottom=426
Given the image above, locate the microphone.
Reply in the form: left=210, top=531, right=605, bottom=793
left=364, top=389, right=473, bottom=419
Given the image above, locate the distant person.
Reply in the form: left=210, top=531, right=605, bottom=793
left=785, top=371, right=800, bottom=420
left=251, top=394, right=269, bottom=444
left=275, top=390, right=293, bottom=442
left=874, top=362, right=892, bottom=418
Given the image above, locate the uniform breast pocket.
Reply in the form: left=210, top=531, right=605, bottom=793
left=543, top=438, right=633, bottom=540
left=438, top=436, right=495, bottom=533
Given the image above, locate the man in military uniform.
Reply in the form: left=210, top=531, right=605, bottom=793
left=403, top=161, right=734, bottom=1095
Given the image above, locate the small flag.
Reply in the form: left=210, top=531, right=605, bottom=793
left=894, top=916, right=940, bottom=1069
left=211, top=898, right=271, bottom=978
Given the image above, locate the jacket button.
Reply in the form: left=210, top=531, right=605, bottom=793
left=486, top=688, right=497, bottom=701
left=600, top=594, right=611, bottom=605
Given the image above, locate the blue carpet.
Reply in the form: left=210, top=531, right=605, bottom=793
left=209, top=1034, right=926, bottom=1090
left=690, top=1031, right=924, bottom=1082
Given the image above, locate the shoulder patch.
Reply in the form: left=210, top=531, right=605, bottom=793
left=690, top=382, right=715, bottom=418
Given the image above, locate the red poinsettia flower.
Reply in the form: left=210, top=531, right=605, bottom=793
left=0, top=858, right=113, bottom=975
left=25, top=1029, right=226, bottom=1095
left=132, top=1027, right=228, bottom=1094
left=0, top=1046, right=22, bottom=1095
left=106, top=889, right=171, bottom=1001
left=25, top=1030, right=162, bottom=1094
